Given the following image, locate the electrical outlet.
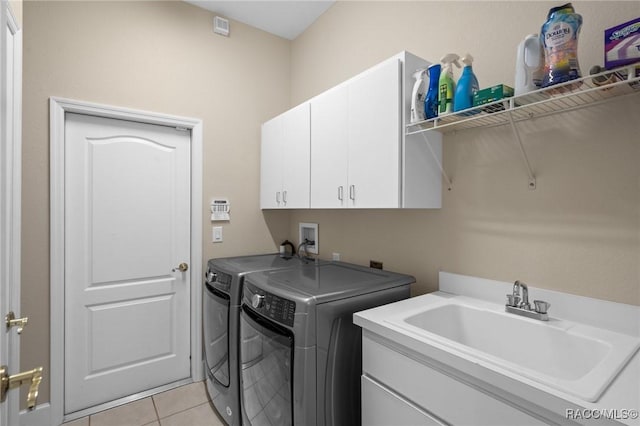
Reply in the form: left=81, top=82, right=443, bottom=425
left=370, top=260, right=383, bottom=270
left=332, top=253, right=341, bottom=261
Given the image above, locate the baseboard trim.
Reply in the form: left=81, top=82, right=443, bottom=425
left=20, top=402, right=51, bottom=426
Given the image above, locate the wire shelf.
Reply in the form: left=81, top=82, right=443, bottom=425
left=406, top=64, right=640, bottom=135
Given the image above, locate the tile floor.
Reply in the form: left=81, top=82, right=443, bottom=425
left=62, top=381, right=225, bottom=426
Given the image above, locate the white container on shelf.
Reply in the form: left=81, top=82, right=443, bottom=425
left=515, top=33, right=544, bottom=96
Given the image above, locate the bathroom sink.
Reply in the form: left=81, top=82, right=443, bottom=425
left=390, top=302, right=640, bottom=402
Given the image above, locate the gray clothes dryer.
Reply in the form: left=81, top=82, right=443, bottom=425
left=203, top=254, right=321, bottom=425
left=238, top=262, right=414, bottom=426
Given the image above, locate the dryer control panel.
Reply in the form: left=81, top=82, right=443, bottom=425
left=207, top=269, right=232, bottom=293
left=245, top=283, right=296, bottom=327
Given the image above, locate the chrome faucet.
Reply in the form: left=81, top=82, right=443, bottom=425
left=506, top=280, right=550, bottom=321
left=513, top=280, right=530, bottom=310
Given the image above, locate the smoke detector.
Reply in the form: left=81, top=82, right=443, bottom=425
left=213, top=16, right=230, bottom=37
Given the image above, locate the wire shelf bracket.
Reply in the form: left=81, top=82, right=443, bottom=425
left=419, top=131, right=453, bottom=191
left=506, top=106, right=536, bottom=190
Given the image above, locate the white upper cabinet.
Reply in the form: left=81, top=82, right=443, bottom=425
left=311, top=58, right=403, bottom=208
left=281, top=103, right=311, bottom=208
left=347, top=58, right=402, bottom=208
left=260, top=103, right=310, bottom=209
left=262, top=51, right=442, bottom=210
left=310, top=85, right=349, bottom=208
left=260, top=116, right=283, bottom=209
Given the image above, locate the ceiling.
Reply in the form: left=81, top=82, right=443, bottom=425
left=184, top=1, right=335, bottom=40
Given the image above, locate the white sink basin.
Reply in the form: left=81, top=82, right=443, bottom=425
left=391, top=301, right=640, bottom=402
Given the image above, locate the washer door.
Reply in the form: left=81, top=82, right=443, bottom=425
left=240, top=305, right=293, bottom=426
left=203, top=281, right=230, bottom=387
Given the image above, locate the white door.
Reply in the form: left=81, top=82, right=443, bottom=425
left=311, top=85, right=348, bottom=208
left=348, top=59, right=401, bottom=208
left=260, top=103, right=310, bottom=209
left=281, top=102, right=310, bottom=208
left=260, top=116, right=283, bottom=208
left=1, top=5, right=23, bottom=425
left=64, top=113, right=191, bottom=414
left=1, top=3, right=10, bottom=417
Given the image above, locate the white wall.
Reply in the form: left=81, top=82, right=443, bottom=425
left=22, top=0, right=291, bottom=405
left=287, top=1, right=640, bottom=305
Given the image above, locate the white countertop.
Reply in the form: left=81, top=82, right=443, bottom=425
left=354, top=272, right=640, bottom=425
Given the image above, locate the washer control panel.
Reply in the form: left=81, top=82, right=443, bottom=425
left=246, top=284, right=295, bottom=327
left=208, top=269, right=232, bottom=292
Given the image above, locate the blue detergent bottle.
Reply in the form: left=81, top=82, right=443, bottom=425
left=424, top=63, right=441, bottom=119
left=454, top=54, right=479, bottom=112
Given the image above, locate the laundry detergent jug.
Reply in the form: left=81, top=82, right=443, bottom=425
left=515, top=34, right=544, bottom=96
left=540, top=3, right=583, bottom=87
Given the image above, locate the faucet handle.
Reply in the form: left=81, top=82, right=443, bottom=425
left=505, top=294, right=520, bottom=307
left=505, top=294, right=515, bottom=306
left=534, top=300, right=550, bottom=314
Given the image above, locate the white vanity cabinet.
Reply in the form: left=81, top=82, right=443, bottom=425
left=260, top=102, right=311, bottom=209
left=262, top=51, right=443, bottom=210
left=362, top=375, right=446, bottom=425
left=361, top=333, right=551, bottom=426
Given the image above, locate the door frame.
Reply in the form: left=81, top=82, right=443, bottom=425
left=1, top=4, right=22, bottom=426
left=49, top=97, right=203, bottom=425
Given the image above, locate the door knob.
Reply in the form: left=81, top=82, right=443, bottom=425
left=0, top=365, right=43, bottom=410
left=172, top=263, right=189, bottom=272
left=5, top=311, right=28, bottom=334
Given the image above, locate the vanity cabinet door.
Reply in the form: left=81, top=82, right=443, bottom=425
left=362, top=335, right=548, bottom=426
left=362, top=376, right=445, bottom=426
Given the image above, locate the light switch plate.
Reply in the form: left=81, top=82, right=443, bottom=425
left=213, top=226, right=223, bottom=243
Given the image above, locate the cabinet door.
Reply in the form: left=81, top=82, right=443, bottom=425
left=347, top=58, right=401, bottom=208
left=260, top=116, right=283, bottom=209
left=311, top=85, right=349, bottom=208
left=363, top=336, right=548, bottom=426
left=281, top=102, right=311, bottom=208
left=362, top=376, right=446, bottom=426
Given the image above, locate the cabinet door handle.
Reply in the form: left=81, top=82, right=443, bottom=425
left=349, top=185, right=355, bottom=201
left=338, top=186, right=343, bottom=201
left=282, top=190, right=287, bottom=204
left=276, top=191, right=281, bottom=205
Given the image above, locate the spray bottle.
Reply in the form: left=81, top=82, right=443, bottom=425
left=438, top=54, right=461, bottom=115
left=454, top=54, right=479, bottom=112
left=424, top=64, right=441, bottom=120
left=410, top=68, right=428, bottom=123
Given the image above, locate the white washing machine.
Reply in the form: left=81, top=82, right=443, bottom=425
left=238, top=261, right=413, bottom=425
